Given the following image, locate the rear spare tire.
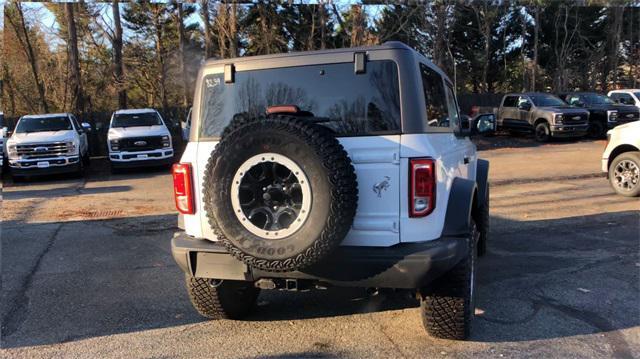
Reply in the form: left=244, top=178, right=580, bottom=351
left=203, top=115, right=358, bottom=272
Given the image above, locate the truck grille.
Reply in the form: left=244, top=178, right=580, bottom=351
left=617, top=110, right=640, bottom=124
left=563, top=113, right=588, bottom=124
left=118, top=136, right=164, bottom=152
left=17, top=142, right=69, bottom=159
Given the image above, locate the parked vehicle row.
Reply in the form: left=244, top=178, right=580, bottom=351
left=495, top=91, right=639, bottom=142
left=4, top=108, right=175, bottom=180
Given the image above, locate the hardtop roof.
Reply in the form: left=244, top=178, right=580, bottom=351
left=202, top=41, right=415, bottom=67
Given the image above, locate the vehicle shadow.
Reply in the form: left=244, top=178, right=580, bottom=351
left=1, top=158, right=173, bottom=189
left=473, top=131, right=604, bottom=151
left=1, top=211, right=638, bottom=348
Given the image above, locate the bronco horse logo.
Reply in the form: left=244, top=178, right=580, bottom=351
left=373, top=176, right=391, bottom=198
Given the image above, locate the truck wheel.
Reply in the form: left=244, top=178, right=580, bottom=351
left=534, top=122, right=550, bottom=142
left=476, top=187, right=489, bottom=257
left=203, top=115, right=358, bottom=272
left=420, top=220, right=478, bottom=340
left=609, top=152, right=640, bottom=197
left=186, top=276, right=260, bottom=319
left=587, top=121, right=605, bottom=139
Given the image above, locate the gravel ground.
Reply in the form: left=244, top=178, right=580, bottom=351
left=1, top=136, right=638, bottom=359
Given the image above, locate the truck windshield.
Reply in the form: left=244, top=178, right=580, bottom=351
left=15, top=116, right=72, bottom=133
left=112, top=112, right=162, bottom=128
left=582, top=94, right=615, bottom=105
left=529, top=94, right=566, bottom=107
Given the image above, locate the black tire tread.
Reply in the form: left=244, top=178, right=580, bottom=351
left=420, top=222, right=477, bottom=340
left=202, top=115, right=358, bottom=272
left=186, top=276, right=259, bottom=320
left=476, top=186, right=490, bottom=257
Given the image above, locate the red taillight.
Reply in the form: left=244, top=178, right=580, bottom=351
left=172, top=163, right=194, bottom=214
left=410, top=158, right=436, bottom=217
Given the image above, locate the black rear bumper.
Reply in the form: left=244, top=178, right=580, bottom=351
left=171, top=232, right=467, bottom=289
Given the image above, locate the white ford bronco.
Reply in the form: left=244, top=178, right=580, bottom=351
left=107, top=108, right=174, bottom=171
left=171, top=42, right=491, bottom=340
left=6, top=113, right=90, bottom=179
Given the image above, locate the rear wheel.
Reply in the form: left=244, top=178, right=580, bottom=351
left=609, top=152, right=640, bottom=197
left=420, top=220, right=478, bottom=340
left=534, top=122, right=551, bottom=142
left=186, top=276, right=260, bottom=319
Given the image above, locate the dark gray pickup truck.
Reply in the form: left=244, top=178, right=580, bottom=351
left=497, top=92, right=589, bottom=142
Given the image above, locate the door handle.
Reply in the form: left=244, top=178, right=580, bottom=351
left=464, top=157, right=470, bottom=164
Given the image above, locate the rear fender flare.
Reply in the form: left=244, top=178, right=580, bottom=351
left=442, top=177, right=477, bottom=237
left=476, top=159, right=489, bottom=207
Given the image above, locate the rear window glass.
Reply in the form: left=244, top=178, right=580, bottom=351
left=112, top=112, right=162, bottom=128
left=199, top=61, right=401, bottom=138
left=15, top=116, right=72, bottom=133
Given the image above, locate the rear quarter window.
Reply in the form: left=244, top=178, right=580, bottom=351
left=502, top=96, right=518, bottom=107
left=199, top=61, right=401, bottom=138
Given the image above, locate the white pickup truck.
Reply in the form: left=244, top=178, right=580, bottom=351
left=6, top=113, right=90, bottom=179
left=107, top=109, right=174, bottom=171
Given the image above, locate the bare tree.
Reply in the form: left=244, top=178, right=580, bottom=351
left=176, top=3, right=190, bottom=107
left=65, top=3, right=84, bottom=114
left=151, top=5, right=169, bottom=112
left=470, top=2, right=502, bottom=93
left=6, top=3, right=49, bottom=113
left=532, top=5, right=539, bottom=91
left=552, top=5, right=579, bottom=92
left=113, top=0, right=127, bottom=109
left=201, top=0, right=213, bottom=58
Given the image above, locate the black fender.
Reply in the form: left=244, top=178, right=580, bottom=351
left=476, top=159, right=490, bottom=207
left=442, top=177, right=477, bottom=237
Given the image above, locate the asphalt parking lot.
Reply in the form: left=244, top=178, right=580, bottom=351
left=1, top=137, right=639, bottom=358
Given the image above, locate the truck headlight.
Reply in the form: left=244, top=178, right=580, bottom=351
left=66, top=140, right=78, bottom=154
left=555, top=114, right=563, bottom=124
left=110, top=139, right=120, bottom=151
left=8, top=144, right=18, bottom=158
left=162, top=135, right=171, bottom=148
left=607, top=110, right=618, bottom=123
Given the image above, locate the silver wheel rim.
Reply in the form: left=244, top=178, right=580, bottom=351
left=230, top=153, right=312, bottom=239
left=613, top=159, right=639, bottom=191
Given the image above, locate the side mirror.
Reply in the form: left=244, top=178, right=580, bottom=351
left=518, top=102, right=532, bottom=111
left=2, top=127, right=7, bottom=136
left=81, top=122, right=92, bottom=133
left=473, top=114, right=496, bottom=135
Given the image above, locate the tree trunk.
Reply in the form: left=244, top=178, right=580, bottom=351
left=65, top=3, right=84, bottom=114
left=153, top=6, right=168, bottom=112
left=319, top=2, right=326, bottom=49
left=112, top=0, right=127, bottom=109
left=10, top=3, right=48, bottom=113
left=177, top=3, right=189, bottom=107
left=201, top=0, right=213, bottom=58
left=533, top=6, right=539, bottom=92
left=229, top=2, right=238, bottom=58
left=433, top=4, right=447, bottom=69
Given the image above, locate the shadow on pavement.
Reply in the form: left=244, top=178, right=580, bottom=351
left=1, top=211, right=638, bottom=349
left=473, top=132, right=604, bottom=151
